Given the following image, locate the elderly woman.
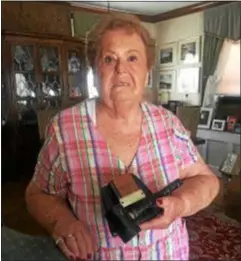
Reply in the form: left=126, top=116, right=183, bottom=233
left=25, top=13, right=219, bottom=261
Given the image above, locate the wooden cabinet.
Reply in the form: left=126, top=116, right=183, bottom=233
left=2, top=31, right=88, bottom=121
left=225, top=175, right=241, bottom=222
left=2, top=31, right=92, bottom=182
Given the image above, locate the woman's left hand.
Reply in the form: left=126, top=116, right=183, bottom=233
left=140, top=195, right=185, bottom=230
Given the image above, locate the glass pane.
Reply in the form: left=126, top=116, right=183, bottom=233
left=41, top=73, right=61, bottom=97
left=13, top=45, right=34, bottom=72
left=16, top=99, right=28, bottom=113
left=180, top=41, right=199, bottom=64
left=68, top=50, right=82, bottom=73
left=67, top=50, right=85, bottom=98
left=2, top=72, right=7, bottom=124
left=177, top=67, right=199, bottom=93
left=68, top=73, right=83, bottom=98
left=15, top=72, right=36, bottom=98
left=39, top=46, right=59, bottom=72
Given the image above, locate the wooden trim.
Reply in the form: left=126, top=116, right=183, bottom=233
left=2, top=30, right=86, bottom=44
left=2, top=1, right=236, bottom=30
left=52, top=1, right=233, bottom=23
left=45, top=1, right=149, bottom=22
left=149, top=1, right=235, bottom=23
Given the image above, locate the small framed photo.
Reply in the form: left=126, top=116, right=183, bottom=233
left=227, top=116, right=237, bottom=131
left=198, top=108, right=213, bottom=129
left=159, top=70, right=176, bottom=92
left=159, top=43, right=177, bottom=67
left=234, top=123, right=241, bottom=134
left=177, top=67, right=200, bottom=93
left=157, top=91, right=170, bottom=105
left=211, top=119, right=226, bottom=131
left=178, top=37, right=200, bottom=64
left=220, top=153, right=241, bottom=176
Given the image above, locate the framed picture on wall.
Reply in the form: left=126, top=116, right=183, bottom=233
left=177, top=67, right=200, bottom=93
left=159, top=70, right=176, bottom=92
left=159, top=43, right=177, bottom=67
left=198, top=107, right=213, bottom=129
left=157, top=91, right=170, bottom=105
left=178, top=37, right=200, bottom=64
left=147, top=70, right=153, bottom=88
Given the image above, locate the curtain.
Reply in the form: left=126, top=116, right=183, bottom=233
left=202, top=36, right=224, bottom=107
left=201, top=2, right=241, bottom=106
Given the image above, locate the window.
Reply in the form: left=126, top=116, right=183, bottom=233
left=216, top=39, right=240, bottom=96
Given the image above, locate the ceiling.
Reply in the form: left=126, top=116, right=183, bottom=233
left=69, top=1, right=202, bottom=16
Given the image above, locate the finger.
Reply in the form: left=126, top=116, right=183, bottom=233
left=140, top=216, right=166, bottom=230
left=58, top=240, right=76, bottom=260
left=81, top=228, right=95, bottom=258
left=156, top=196, right=170, bottom=207
left=75, top=231, right=88, bottom=260
left=88, top=229, right=98, bottom=252
left=65, top=235, right=80, bottom=258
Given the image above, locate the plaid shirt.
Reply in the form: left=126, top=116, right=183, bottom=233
left=33, top=99, right=199, bottom=260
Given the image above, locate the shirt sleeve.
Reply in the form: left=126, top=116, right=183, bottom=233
left=31, top=118, right=69, bottom=197
left=171, top=113, right=200, bottom=169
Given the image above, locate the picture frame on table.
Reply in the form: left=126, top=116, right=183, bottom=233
left=159, top=70, right=176, bottom=92
left=198, top=107, right=213, bottom=129
left=220, top=153, right=241, bottom=176
left=159, top=43, right=177, bottom=67
left=211, top=119, right=226, bottom=131
left=178, top=37, right=200, bottom=65
left=227, top=116, right=237, bottom=131
left=177, top=67, right=200, bottom=94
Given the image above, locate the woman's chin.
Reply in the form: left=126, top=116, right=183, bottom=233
left=110, top=88, right=138, bottom=102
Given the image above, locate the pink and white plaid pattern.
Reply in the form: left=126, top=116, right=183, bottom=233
left=33, top=99, right=199, bottom=260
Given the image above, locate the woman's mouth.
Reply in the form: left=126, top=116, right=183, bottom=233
left=113, top=82, right=130, bottom=88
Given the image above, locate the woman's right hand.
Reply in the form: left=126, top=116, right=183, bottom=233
left=52, top=217, right=98, bottom=260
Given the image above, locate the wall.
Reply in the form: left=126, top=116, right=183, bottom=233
left=73, top=11, right=157, bottom=40
left=156, top=12, right=203, bottom=44
left=141, top=22, right=157, bottom=40
left=2, top=2, right=71, bottom=36
left=155, top=12, right=204, bottom=105
left=73, top=10, right=101, bottom=38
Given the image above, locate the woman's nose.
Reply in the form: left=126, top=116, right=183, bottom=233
left=115, top=59, right=126, bottom=74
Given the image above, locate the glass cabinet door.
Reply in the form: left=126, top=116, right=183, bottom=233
left=12, top=44, right=37, bottom=111
left=38, top=45, right=62, bottom=108
left=67, top=47, right=86, bottom=98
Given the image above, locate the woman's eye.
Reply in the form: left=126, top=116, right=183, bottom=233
left=104, top=56, right=113, bottom=64
left=128, top=55, right=137, bottom=62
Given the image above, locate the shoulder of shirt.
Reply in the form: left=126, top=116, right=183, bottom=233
left=143, top=102, right=189, bottom=139
left=45, top=99, right=92, bottom=135
left=52, top=98, right=95, bottom=121
left=143, top=101, right=176, bottom=122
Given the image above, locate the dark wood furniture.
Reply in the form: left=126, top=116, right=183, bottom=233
left=2, top=31, right=88, bottom=119
left=2, top=31, right=89, bottom=183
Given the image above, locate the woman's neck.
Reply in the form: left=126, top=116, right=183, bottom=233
left=97, top=100, right=142, bottom=124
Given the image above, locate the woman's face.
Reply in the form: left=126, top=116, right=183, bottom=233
left=96, top=29, right=148, bottom=105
